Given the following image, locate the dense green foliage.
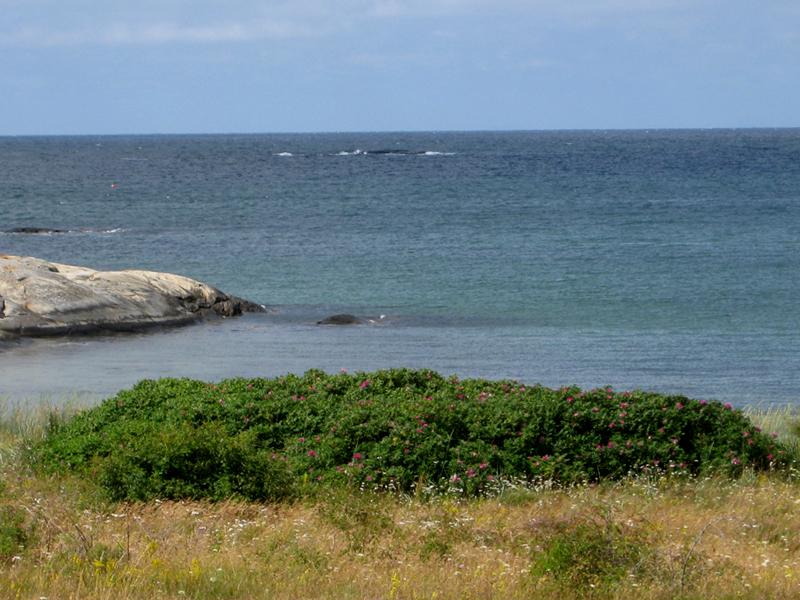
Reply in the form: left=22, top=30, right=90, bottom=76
left=0, top=480, right=30, bottom=561
left=30, top=369, right=788, bottom=501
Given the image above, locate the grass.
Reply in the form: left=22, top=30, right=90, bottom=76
left=3, top=468, right=800, bottom=599
left=1, top=383, right=799, bottom=599
left=0, top=395, right=94, bottom=463
left=746, top=404, right=800, bottom=460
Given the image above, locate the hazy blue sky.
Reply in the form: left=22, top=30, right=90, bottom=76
left=1, top=0, right=798, bottom=134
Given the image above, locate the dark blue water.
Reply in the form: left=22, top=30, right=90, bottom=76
left=1, top=130, right=798, bottom=405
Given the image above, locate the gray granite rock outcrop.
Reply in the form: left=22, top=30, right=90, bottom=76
left=0, top=255, right=265, bottom=337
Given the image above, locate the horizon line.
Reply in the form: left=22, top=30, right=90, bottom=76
left=2, top=126, right=800, bottom=138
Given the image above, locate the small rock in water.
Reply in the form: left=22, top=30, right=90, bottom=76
left=317, top=314, right=363, bottom=325
left=7, top=227, right=67, bottom=234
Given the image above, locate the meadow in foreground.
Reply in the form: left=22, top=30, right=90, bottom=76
left=1, top=370, right=799, bottom=599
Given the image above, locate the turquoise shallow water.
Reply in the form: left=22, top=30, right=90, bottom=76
left=1, top=130, right=799, bottom=405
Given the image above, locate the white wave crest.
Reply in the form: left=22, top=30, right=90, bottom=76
left=275, top=152, right=293, bottom=157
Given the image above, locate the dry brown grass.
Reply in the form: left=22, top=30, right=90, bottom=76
left=2, top=468, right=800, bottom=599
left=2, top=402, right=800, bottom=599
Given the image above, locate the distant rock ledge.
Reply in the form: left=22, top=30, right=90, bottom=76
left=0, top=255, right=266, bottom=338
left=317, top=314, right=363, bottom=325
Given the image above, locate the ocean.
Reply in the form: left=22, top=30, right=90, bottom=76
left=1, top=130, right=798, bottom=406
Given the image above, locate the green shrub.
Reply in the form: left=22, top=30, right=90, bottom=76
left=29, top=369, right=789, bottom=502
left=531, top=518, right=650, bottom=588
left=92, top=422, right=296, bottom=502
left=316, top=488, right=394, bottom=552
left=0, top=505, right=29, bottom=561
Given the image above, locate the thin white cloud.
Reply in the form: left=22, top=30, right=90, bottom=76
left=106, top=20, right=317, bottom=44
left=0, top=20, right=317, bottom=47
left=105, top=23, right=252, bottom=45
left=0, top=0, right=782, bottom=48
left=357, top=0, right=703, bottom=19
left=0, top=0, right=337, bottom=47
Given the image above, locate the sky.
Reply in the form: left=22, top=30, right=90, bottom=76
left=1, top=0, right=798, bottom=134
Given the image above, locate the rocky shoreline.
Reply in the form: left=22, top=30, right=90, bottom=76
left=0, top=255, right=265, bottom=338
